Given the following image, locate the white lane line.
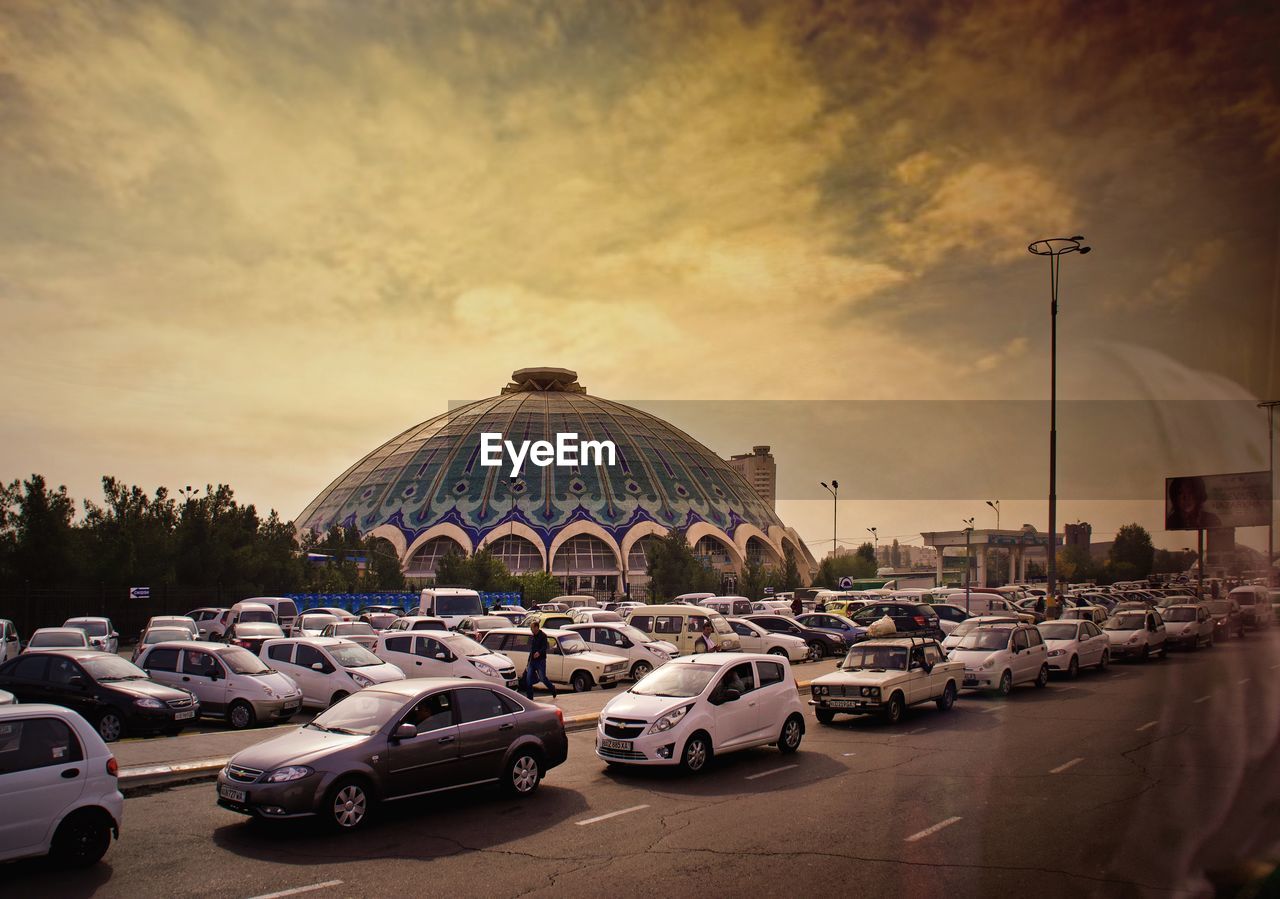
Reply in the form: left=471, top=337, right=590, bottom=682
left=905, top=727, right=927, bottom=735
left=905, top=816, right=962, bottom=842
left=745, top=764, right=799, bottom=781
left=1050, top=757, right=1084, bottom=774
left=979, top=705, right=1004, bottom=713
left=1136, top=720, right=1159, bottom=732
left=575, top=804, right=650, bottom=826
left=1238, top=678, right=1251, bottom=685
left=842, top=752, right=858, bottom=757
left=248, top=882, right=344, bottom=899
left=1271, top=663, right=1280, bottom=670
left=1193, top=694, right=1212, bottom=704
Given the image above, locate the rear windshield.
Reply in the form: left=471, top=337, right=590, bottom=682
left=69, top=621, right=109, bottom=637
left=237, top=610, right=275, bottom=623
left=31, top=631, right=85, bottom=646
left=1163, top=608, right=1196, bottom=622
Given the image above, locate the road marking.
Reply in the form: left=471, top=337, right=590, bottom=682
left=1238, top=678, right=1251, bottom=685
left=248, top=881, right=344, bottom=899
left=1049, top=757, right=1084, bottom=774
left=1193, top=694, right=1212, bottom=704
left=905, top=816, right=962, bottom=842
left=1136, top=720, right=1158, bottom=732
left=745, top=764, right=799, bottom=781
left=575, top=804, right=650, bottom=826
left=842, top=752, right=858, bottom=756
left=979, top=705, right=1004, bottom=713
left=1271, top=663, right=1280, bottom=670
left=905, top=727, right=927, bottom=735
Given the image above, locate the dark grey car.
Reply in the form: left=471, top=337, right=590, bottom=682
left=215, top=678, right=568, bottom=829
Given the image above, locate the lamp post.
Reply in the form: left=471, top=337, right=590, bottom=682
left=820, top=481, right=839, bottom=559
left=986, top=500, right=1000, bottom=586
left=1028, top=236, right=1091, bottom=603
left=986, top=500, right=1000, bottom=531
left=962, top=518, right=975, bottom=614
left=867, top=527, right=878, bottom=567
left=1261, top=401, right=1278, bottom=586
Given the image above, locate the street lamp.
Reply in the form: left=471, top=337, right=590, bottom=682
left=820, top=481, right=839, bottom=558
left=962, top=517, right=975, bottom=613
left=867, top=527, right=878, bottom=566
left=1028, top=236, right=1091, bottom=602
left=1261, top=401, right=1278, bottom=586
left=986, top=500, right=1000, bottom=530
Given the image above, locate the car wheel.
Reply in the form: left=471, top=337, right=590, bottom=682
left=1035, top=665, right=1049, bottom=688
left=96, top=710, right=124, bottom=743
left=503, top=749, right=542, bottom=797
left=50, top=810, right=113, bottom=867
left=768, top=647, right=788, bottom=657
left=326, top=778, right=372, bottom=831
left=997, top=670, right=1013, bottom=696
left=681, top=732, right=712, bottom=774
left=228, top=700, right=256, bottom=730
left=778, top=715, right=804, bottom=754
left=571, top=671, right=594, bottom=693
left=935, top=681, right=957, bottom=711
left=1067, top=656, right=1079, bottom=679
left=629, top=660, right=652, bottom=681
left=329, top=691, right=349, bottom=707
left=1098, top=650, right=1110, bottom=671
left=806, top=642, right=823, bottom=662
left=882, top=693, right=904, bottom=725
left=815, top=708, right=836, bottom=725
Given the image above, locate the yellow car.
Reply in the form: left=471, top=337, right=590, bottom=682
left=520, top=610, right=577, bottom=631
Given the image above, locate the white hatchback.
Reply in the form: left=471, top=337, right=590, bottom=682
left=725, top=618, right=808, bottom=663
left=1036, top=619, right=1110, bottom=677
left=1103, top=609, right=1167, bottom=661
left=260, top=637, right=405, bottom=709
left=63, top=618, right=119, bottom=654
left=373, top=631, right=520, bottom=690
left=0, top=704, right=123, bottom=866
left=948, top=623, right=1050, bottom=694
left=562, top=622, right=676, bottom=681
left=596, top=654, right=806, bottom=772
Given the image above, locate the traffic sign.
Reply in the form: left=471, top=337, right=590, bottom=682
left=838, top=576, right=854, bottom=589
left=763, top=587, right=774, bottom=595
left=129, top=586, right=151, bottom=599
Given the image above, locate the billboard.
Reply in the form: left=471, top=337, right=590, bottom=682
left=1165, top=471, right=1272, bottom=530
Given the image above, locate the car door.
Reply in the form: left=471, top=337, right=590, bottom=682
left=1148, top=612, right=1166, bottom=652
left=708, top=662, right=759, bottom=750
left=292, top=644, right=335, bottom=706
left=1, top=621, right=19, bottom=664
left=140, top=646, right=184, bottom=692
left=45, top=656, right=99, bottom=721
left=379, top=635, right=419, bottom=677
left=904, top=646, right=928, bottom=704
left=416, top=636, right=457, bottom=677
left=0, top=654, right=51, bottom=704
left=922, top=643, right=947, bottom=696
left=385, top=690, right=461, bottom=798
left=730, top=621, right=761, bottom=653
left=500, top=633, right=532, bottom=677
left=1010, top=629, right=1034, bottom=683
left=180, top=648, right=229, bottom=714
left=454, top=687, right=521, bottom=782
left=0, top=715, right=88, bottom=858
left=1080, top=622, right=1104, bottom=665
left=752, top=659, right=789, bottom=740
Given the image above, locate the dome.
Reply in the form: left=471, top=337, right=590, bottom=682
left=297, top=369, right=816, bottom=594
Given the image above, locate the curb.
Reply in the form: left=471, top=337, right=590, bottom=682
left=119, top=680, right=820, bottom=793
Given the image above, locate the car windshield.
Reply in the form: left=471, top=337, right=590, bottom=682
left=144, top=628, right=191, bottom=644
left=81, top=656, right=148, bottom=681
left=442, top=634, right=490, bottom=657
left=1106, top=613, right=1147, bottom=631
left=1163, top=608, right=1197, bottom=622
left=334, top=623, right=375, bottom=636
left=557, top=635, right=590, bottom=654
left=69, top=621, right=109, bottom=637
left=329, top=643, right=384, bottom=668
left=308, top=691, right=405, bottom=736
left=31, top=631, right=85, bottom=647
left=618, top=625, right=656, bottom=644
left=956, top=628, right=1013, bottom=651
left=630, top=664, right=718, bottom=697
left=1038, top=623, right=1080, bottom=641
left=841, top=646, right=907, bottom=670
left=237, top=623, right=284, bottom=637
left=436, top=595, right=484, bottom=616
left=218, top=647, right=272, bottom=674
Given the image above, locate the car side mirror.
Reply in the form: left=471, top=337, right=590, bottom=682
left=434, top=653, right=449, bottom=661
left=68, top=675, right=86, bottom=689
left=723, top=688, right=741, bottom=702
left=312, top=662, right=324, bottom=671
left=393, top=723, right=417, bottom=741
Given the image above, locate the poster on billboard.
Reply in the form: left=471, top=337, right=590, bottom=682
left=1165, top=471, right=1271, bottom=530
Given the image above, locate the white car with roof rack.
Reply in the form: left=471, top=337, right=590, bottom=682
left=810, top=636, right=962, bottom=724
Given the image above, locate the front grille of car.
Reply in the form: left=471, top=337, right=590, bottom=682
left=166, top=697, right=195, bottom=710
left=605, top=663, right=626, bottom=673
left=500, top=668, right=516, bottom=678
left=226, top=764, right=264, bottom=784
left=602, top=718, right=646, bottom=739
left=598, top=745, right=647, bottom=760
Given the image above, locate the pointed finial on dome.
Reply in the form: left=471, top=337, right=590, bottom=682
left=502, top=367, right=585, bottom=393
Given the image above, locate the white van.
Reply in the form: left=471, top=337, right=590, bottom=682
left=702, top=596, right=754, bottom=617
left=626, top=604, right=741, bottom=654
left=551, top=595, right=596, bottom=609
left=417, top=587, right=485, bottom=629
left=243, top=597, right=300, bottom=631
left=228, top=601, right=277, bottom=630
left=1228, top=585, right=1275, bottom=630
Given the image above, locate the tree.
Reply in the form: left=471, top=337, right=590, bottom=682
left=1109, top=524, right=1155, bottom=580
left=856, top=542, right=876, bottom=566
left=513, top=570, right=561, bottom=605
left=889, top=539, right=901, bottom=569
left=645, top=531, right=718, bottom=601
left=434, top=548, right=471, bottom=587
left=7, top=475, right=78, bottom=586
left=739, top=557, right=771, bottom=600
left=779, top=544, right=802, bottom=590
left=813, top=552, right=876, bottom=589
left=365, top=536, right=406, bottom=590
left=1056, top=545, right=1096, bottom=584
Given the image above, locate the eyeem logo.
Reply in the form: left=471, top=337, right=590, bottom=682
left=479, top=432, right=617, bottom=477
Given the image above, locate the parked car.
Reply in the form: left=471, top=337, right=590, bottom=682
left=1103, top=610, right=1167, bottom=661
left=1161, top=604, right=1215, bottom=650
left=261, top=638, right=405, bottom=709
left=373, top=631, right=519, bottom=690
left=0, top=689, right=14, bottom=705
left=491, top=611, right=527, bottom=627
left=521, top=611, right=576, bottom=631
left=356, top=606, right=403, bottom=630
left=796, top=612, right=869, bottom=643
left=63, top=618, right=119, bottom=654
left=141, top=616, right=199, bottom=641
left=595, top=653, right=806, bottom=772
left=136, top=641, right=303, bottom=729
left=417, top=587, right=487, bottom=628
left=701, top=596, right=755, bottom=618
left=215, top=679, right=568, bottom=828
left=1036, top=619, right=1110, bottom=677
left=320, top=621, right=380, bottom=650
left=744, top=614, right=846, bottom=661
left=228, top=600, right=278, bottom=629
left=724, top=618, right=808, bottom=663
left=0, top=704, right=123, bottom=866
left=244, top=597, right=300, bottom=632
left=309, top=607, right=357, bottom=622
left=1206, top=598, right=1245, bottom=640
left=291, top=612, right=342, bottom=638
left=568, top=608, right=624, bottom=624
left=385, top=616, right=450, bottom=633
left=563, top=622, right=677, bottom=680
left=0, top=619, right=21, bottom=664
left=455, top=615, right=515, bottom=642
left=849, top=602, right=946, bottom=641
left=479, top=628, right=628, bottom=693
left=187, top=607, right=231, bottom=640
left=131, top=626, right=196, bottom=661
left=1228, top=586, right=1275, bottom=630
left=948, top=623, right=1050, bottom=695
left=1060, top=606, right=1109, bottom=625
left=226, top=622, right=287, bottom=655
left=626, top=605, right=741, bottom=655
left=810, top=637, right=962, bottom=724
left=24, top=628, right=92, bottom=654
left=928, top=604, right=972, bottom=636
left=0, top=650, right=198, bottom=742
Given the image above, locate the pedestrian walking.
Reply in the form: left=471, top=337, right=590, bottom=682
left=523, top=620, right=557, bottom=700
left=1035, top=595, right=1046, bottom=616
left=791, top=595, right=803, bottom=616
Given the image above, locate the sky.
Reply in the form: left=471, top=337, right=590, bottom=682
left=1, top=0, right=1277, bottom=558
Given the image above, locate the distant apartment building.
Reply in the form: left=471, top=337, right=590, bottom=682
left=1065, top=522, right=1092, bottom=549
left=726, top=445, right=776, bottom=508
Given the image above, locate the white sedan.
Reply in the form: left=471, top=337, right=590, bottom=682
left=372, top=631, right=519, bottom=689
left=562, top=623, right=676, bottom=681
left=726, top=618, right=808, bottom=663
left=1037, top=619, right=1110, bottom=677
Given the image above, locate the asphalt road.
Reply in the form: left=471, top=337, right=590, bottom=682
left=10, top=632, right=1280, bottom=898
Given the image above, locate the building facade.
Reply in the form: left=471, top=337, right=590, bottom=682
left=725, top=445, right=777, bottom=508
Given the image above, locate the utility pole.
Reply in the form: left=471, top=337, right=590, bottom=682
left=1261, top=401, right=1278, bottom=586
left=963, top=518, right=975, bottom=614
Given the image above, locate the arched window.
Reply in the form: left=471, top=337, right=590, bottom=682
left=553, top=534, right=620, bottom=574
left=488, top=534, right=542, bottom=573
left=746, top=536, right=777, bottom=567
left=694, top=535, right=734, bottom=568
left=627, top=535, right=660, bottom=572
left=406, top=537, right=466, bottom=576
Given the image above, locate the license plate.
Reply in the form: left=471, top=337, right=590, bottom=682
left=827, top=699, right=861, bottom=709
left=963, top=677, right=978, bottom=686
left=175, top=710, right=195, bottom=720
left=219, top=785, right=246, bottom=803
left=600, top=738, right=633, bottom=751
left=283, top=702, right=301, bottom=712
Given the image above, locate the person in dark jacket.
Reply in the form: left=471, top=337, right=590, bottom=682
left=523, top=620, right=557, bottom=700
left=791, top=596, right=803, bottom=616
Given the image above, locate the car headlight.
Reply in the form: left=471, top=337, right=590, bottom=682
left=134, top=697, right=165, bottom=709
left=350, top=672, right=374, bottom=688
left=646, top=703, right=694, bottom=735
left=981, top=658, right=996, bottom=669
left=1127, top=635, right=1140, bottom=644
left=832, top=635, right=846, bottom=645
left=860, top=686, right=880, bottom=698
left=265, top=765, right=314, bottom=783
left=471, top=660, right=497, bottom=677
left=1047, top=649, right=1064, bottom=657
left=258, top=682, right=278, bottom=697
left=814, top=685, right=827, bottom=696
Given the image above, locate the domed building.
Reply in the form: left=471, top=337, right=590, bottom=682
left=296, top=368, right=817, bottom=596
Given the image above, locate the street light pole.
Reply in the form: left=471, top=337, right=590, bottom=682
left=1028, top=236, right=1091, bottom=603
left=820, top=481, right=839, bottom=559
left=1261, top=401, right=1278, bottom=585
left=963, top=517, right=975, bottom=614
left=867, top=527, right=878, bottom=566
left=986, top=500, right=1000, bottom=586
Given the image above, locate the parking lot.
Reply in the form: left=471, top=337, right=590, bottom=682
left=6, top=631, right=1277, bottom=898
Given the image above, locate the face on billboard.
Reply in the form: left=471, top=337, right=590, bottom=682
left=1165, top=472, right=1270, bottom=531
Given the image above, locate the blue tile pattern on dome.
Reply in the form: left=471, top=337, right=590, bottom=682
left=297, top=369, right=787, bottom=554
